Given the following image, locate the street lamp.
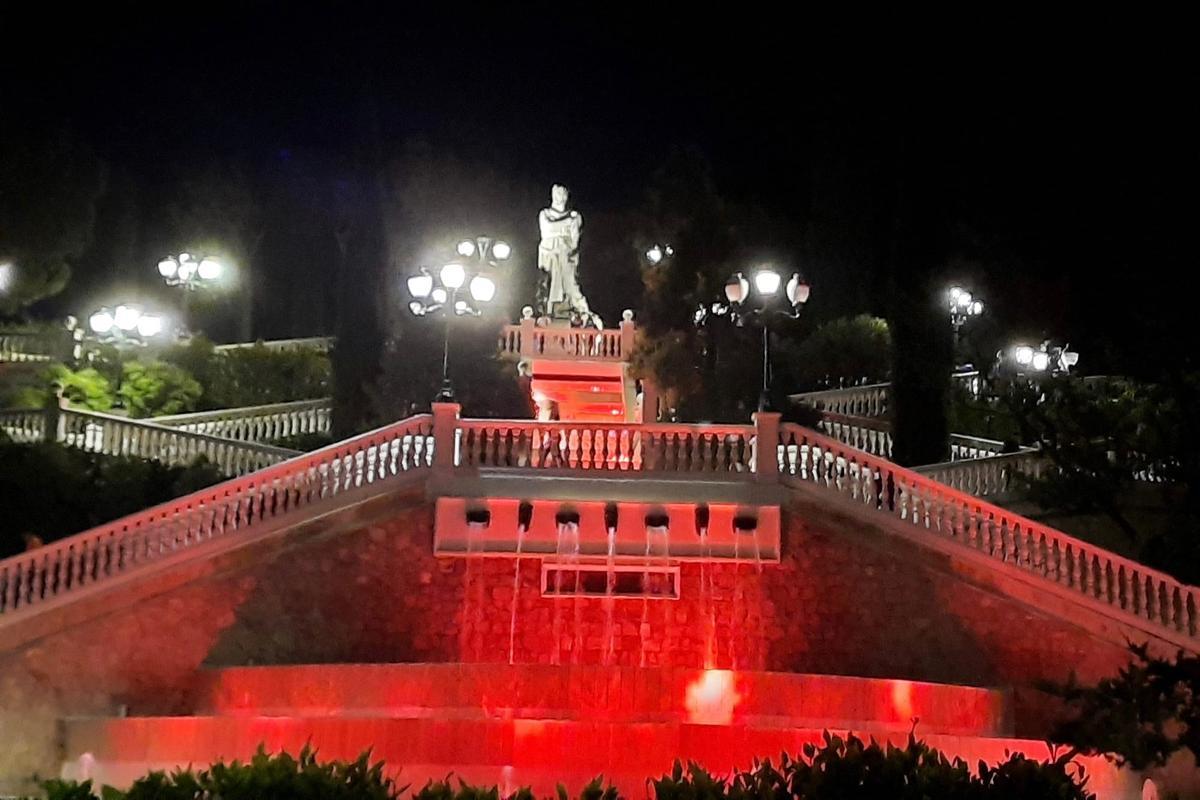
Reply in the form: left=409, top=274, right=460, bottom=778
left=643, top=243, right=674, bottom=266
left=406, top=255, right=499, bottom=402
left=455, top=236, right=512, bottom=266
left=158, top=253, right=224, bottom=328
left=697, top=266, right=811, bottom=411
left=998, top=340, right=1079, bottom=380
left=86, top=304, right=170, bottom=347
left=947, top=285, right=984, bottom=346
left=0, top=262, right=13, bottom=295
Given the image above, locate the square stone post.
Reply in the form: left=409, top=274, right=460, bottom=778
left=42, top=389, right=67, bottom=444
left=431, top=402, right=461, bottom=471
left=519, top=317, right=537, bottom=358
left=619, top=316, right=636, bottom=358
left=640, top=378, right=660, bottom=423
left=753, top=411, right=781, bottom=482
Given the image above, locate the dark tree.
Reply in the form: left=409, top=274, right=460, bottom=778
left=0, top=130, right=107, bottom=317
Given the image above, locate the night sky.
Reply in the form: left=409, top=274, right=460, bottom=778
left=2, top=4, right=1194, bottom=370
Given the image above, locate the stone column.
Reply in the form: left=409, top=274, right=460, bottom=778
left=519, top=316, right=536, bottom=358
left=42, top=388, right=67, bottom=444
left=619, top=312, right=636, bottom=357
left=753, top=411, right=781, bottom=482
left=431, top=402, right=460, bottom=471
left=640, top=378, right=661, bottom=424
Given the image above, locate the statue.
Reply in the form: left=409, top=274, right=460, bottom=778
left=537, top=184, right=592, bottom=321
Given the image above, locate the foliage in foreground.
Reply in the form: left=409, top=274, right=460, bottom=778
left=31, top=734, right=1096, bottom=800
left=654, top=733, right=1092, bottom=800
left=1049, top=642, right=1200, bottom=771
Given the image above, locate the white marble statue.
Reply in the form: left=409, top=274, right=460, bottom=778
left=537, top=184, right=591, bottom=318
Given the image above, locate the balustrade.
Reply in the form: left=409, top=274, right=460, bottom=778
left=154, top=399, right=331, bottom=444
left=455, top=419, right=756, bottom=474
left=0, top=331, right=71, bottom=363
left=791, top=383, right=890, bottom=418
left=777, top=423, right=1199, bottom=646
left=817, top=413, right=893, bottom=458
left=0, top=409, right=47, bottom=443
left=915, top=450, right=1044, bottom=498
left=496, top=319, right=633, bottom=362
left=0, top=415, right=434, bottom=617
left=59, top=410, right=300, bottom=476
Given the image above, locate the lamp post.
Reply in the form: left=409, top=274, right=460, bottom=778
left=996, top=340, right=1080, bottom=382
left=86, top=304, right=170, bottom=348
left=455, top=236, right=512, bottom=266
left=643, top=243, right=674, bottom=266
left=947, top=286, right=984, bottom=348
left=406, top=259, right=498, bottom=402
left=697, top=267, right=811, bottom=411
left=157, top=253, right=224, bottom=328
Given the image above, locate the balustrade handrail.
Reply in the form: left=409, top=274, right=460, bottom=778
left=455, top=417, right=757, bottom=473
left=154, top=398, right=331, bottom=425
left=0, top=408, right=47, bottom=442
left=0, top=414, right=435, bottom=619
left=61, top=409, right=301, bottom=463
left=496, top=321, right=632, bottom=362
left=0, top=330, right=71, bottom=362
left=778, top=422, right=1199, bottom=644
left=212, top=336, right=334, bottom=353
left=457, top=418, right=754, bottom=436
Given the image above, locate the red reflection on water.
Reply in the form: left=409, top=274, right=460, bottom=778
left=685, top=669, right=741, bottom=725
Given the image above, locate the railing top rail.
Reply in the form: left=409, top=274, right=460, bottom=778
left=153, top=398, right=331, bottom=424
left=914, top=449, right=1043, bottom=474
left=790, top=382, right=892, bottom=401
left=0, top=407, right=43, bottom=416
left=61, top=408, right=302, bottom=458
left=0, top=413, right=434, bottom=578
left=948, top=432, right=1008, bottom=449
left=212, top=336, right=334, bottom=352
left=780, top=421, right=1195, bottom=593
left=456, top=418, right=755, bottom=436
left=818, top=411, right=893, bottom=431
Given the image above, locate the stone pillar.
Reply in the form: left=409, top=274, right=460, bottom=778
left=753, top=411, right=781, bottom=482
left=619, top=312, right=636, bottom=357
left=519, top=316, right=536, bottom=358
left=431, top=402, right=460, bottom=471
left=640, top=378, right=661, bottom=424
left=43, top=388, right=67, bottom=444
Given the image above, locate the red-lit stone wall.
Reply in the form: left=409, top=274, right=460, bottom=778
left=0, top=493, right=1136, bottom=790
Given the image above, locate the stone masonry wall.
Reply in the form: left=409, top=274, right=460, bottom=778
left=0, top=492, right=1135, bottom=790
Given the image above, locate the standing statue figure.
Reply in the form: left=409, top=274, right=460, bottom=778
left=537, top=184, right=592, bottom=321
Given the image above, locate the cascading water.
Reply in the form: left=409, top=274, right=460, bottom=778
left=507, top=523, right=527, bottom=665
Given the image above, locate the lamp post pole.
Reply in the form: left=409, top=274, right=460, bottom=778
left=407, top=237, right=507, bottom=404
left=695, top=268, right=811, bottom=412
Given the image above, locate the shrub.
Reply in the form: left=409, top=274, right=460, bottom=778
left=653, top=732, right=1095, bottom=800
left=1049, top=643, right=1200, bottom=770
left=117, top=360, right=202, bottom=418
left=2, top=362, right=114, bottom=411
left=27, top=739, right=1094, bottom=800
left=777, top=314, right=892, bottom=392
left=0, top=441, right=223, bottom=558
left=161, top=337, right=332, bottom=410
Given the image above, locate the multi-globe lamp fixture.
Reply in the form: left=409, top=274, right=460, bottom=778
left=948, top=286, right=984, bottom=345
left=406, top=237, right=508, bottom=401
left=696, top=264, right=811, bottom=411
left=87, top=304, right=168, bottom=345
left=158, top=253, right=223, bottom=287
